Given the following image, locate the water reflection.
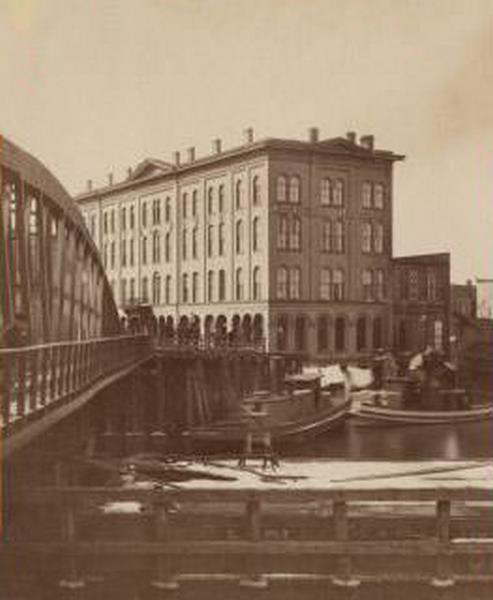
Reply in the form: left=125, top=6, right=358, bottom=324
left=294, top=419, right=493, bottom=460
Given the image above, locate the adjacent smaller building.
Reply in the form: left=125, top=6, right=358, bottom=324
left=391, top=253, right=450, bottom=355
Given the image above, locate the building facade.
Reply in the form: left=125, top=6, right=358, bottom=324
left=392, top=254, right=451, bottom=355
left=77, top=128, right=446, bottom=360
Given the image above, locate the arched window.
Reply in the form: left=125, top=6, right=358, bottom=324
left=121, top=240, right=126, bottom=267
left=290, top=217, right=301, bottom=250
left=182, top=192, right=187, bottom=219
left=103, top=243, right=108, bottom=268
left=218, top=184, right=225, bottom=213
left=142, top=276, right=148, bottom=302
left=277, top=216, right=288, bottom=250
left=141, top=237, right=147, bottom=265
left=295, top=316, right=306, bottom=350
left=130, top=278, right=135, bottom=302
left=182, top=228, right=187, bottom=260
left=317, top=316, right=329, bottom=352
left=362, top=269, right=373, bottom=301
left=320, top=268, right=332, bottom=300
left=356, top=316, right=367, bottom=351
left=252, top=175, right=260, bottom=205
left=218, top=269, right=226, bottom=301
left=165, top=275, right=171, bottom=304
left=335, top=317, right=346, bottom=352
left=192, top=227, right=198, bottom=259
left=373, top=317, right=383, bottom=350
left=253, top=266, right=261, bottom=300
left=165, top=232, right=171, bottom=262
left=374, top=184, right=384, bottom=209
left=252, top=217, right=260, bottom=252
left=110, top=241, right=116, bottom=268
left=152, top=272, right=161, bottom=305
left=192, top=272, right=199, bottom=303
left=373, top=223, right=383, bottom=254
left=165, top=197, right=171, bottom=222
left=321, top=178, right=331, bottom=205
left=236, top=220, right=243, bottom=254
left=289, top=176, right=301, bottom=204
left=218, top=223, right=225, bottom=256
left=276, top=267, right=288, bottom=299
left=192, top=190, right=198, bottom=217
left=130, top=206, right=135, bottom=229
left=235, top=268, right=244, bottom=300
left=277, top=175, right=287, bottom=203
left=207, top=225, right=213, bottom=258
left=333, top=179, right=344, bottom=206
left=152, top=231, right=160, bottom=263
left=362, top=223, right=372, bottom=253
left=121, top=206, right=126, bottom=230
left=182, top=273, right=189, bottom=303
left=289, top=266, right=301, bottom=299
left=208, top=187, right=214, bottom=215
left=322, top=221, right=331, bottom=252
left=376, top=269, right=385, bottom=300
left=235, top=180, right=242, bottom=210
left=362, top=182, right=372, bottom=208
left=207, top=270, right=214, bottom=302
left=333, top=269, right=344, bottom=301
left=129, top=238, right=134, bottom=266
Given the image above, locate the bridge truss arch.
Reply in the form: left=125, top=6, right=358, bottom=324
left=0, top=135, right=120, bottom=345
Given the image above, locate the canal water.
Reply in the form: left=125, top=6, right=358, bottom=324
left=292, top=419, right=493, bottom=460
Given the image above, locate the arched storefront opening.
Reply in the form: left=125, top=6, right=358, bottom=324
left=294, top=316, right=306, bottom=352
left=277, top=315, right=288, bottom=351
left=356, top=316, right=367, bottom=352
left=335, top=316, right=346, bottom=353
left=317, top=315, right=329, bottom=352
left=373, top=317, right=383, bottom=350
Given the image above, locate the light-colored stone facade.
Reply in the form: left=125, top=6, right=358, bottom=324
left=77, top=130, right=405, bottom=361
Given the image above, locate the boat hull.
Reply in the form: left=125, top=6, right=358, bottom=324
left=188, top=397, right=351, bottom=449
left=351, top=403, right=493, bottom=427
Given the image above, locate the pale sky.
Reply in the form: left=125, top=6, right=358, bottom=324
left=1, top=0, right=492, bottom=283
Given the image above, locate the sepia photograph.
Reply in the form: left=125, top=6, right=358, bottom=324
left=0, top=1, right=492, bottom=598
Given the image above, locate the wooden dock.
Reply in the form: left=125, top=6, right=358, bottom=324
left=1, top=460, right=492, bottom=598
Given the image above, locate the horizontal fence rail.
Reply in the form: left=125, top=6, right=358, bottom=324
left=5, top=484, right=493, bottom=593
left=0, top=334, right=152, bottom=434
left=154, top=335, right=267, bottom=354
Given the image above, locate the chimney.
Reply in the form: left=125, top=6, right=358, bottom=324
left=360, top=135, right=375, bottom=151
left=86, top=179, right=93, bottom=192
left=308, top=127, right=319, bottom=143
left=127, top=167, right=133, bottom=179
left=187, top=146, right=196, bottom=163
left=173, top=151, right=181, bottom=167
left=243, top=127, right=254, bottom=144
left=212, top=138, right=222, bottom=154
left=107, top=173, right=113, bottom=186
left=346, top=131, right=357, bottom=144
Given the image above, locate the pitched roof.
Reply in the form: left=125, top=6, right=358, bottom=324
left=129, top=158, right=174, bottom=181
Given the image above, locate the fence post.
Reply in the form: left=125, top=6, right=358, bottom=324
left=431, top=499, right=454, bottom=588
left=240, top=492, right=267, bottom=589
left=150, top=490, right=179, bottom=595
left=332, top=499, right=360, bottom=589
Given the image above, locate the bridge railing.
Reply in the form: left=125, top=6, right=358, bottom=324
left=0, top=334, right=152, bottom=433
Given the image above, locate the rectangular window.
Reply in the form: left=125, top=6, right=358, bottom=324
left=142, top=202, right=147, bottom=228
left=374, top=223, right=384, bottom=254
left=362, top=223, right=372, bottom=253
left=289, top=267, right=301, bottom=299
left=409, top=269, right=419, bottom=301
left=374, top=184, right=384, bottom=209
left=322, top=222, right=331, bottom=252
left=362, top=182, right=372, bottom=208
left=320, top=179, right=331, bottom=206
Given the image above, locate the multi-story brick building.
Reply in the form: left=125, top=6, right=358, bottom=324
left=77, top=128, right=447, bottom=360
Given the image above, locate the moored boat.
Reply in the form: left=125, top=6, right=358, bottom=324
left=351, top=349, right=493, bottom=427
left=187, top=372, right=351, bottom=450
